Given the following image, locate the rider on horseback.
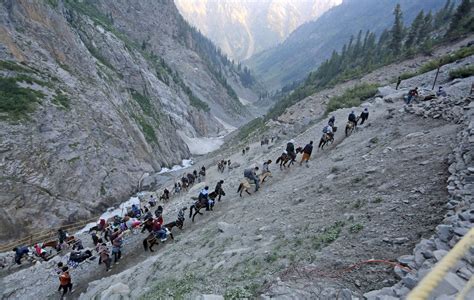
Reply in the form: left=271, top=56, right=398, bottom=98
left=319, top=124, right=333, bottom=148
left=286, top=140, right=296, bottom=162
left=152, top=213, right=167, bottom=242
left=328, top=115, right=335, bottom=127
left=348, top=111, right=357, bottom=128
left=244, top=167, right=260, bottom=192
left=261, top=160, right=272, bottom=182
left=199, top=186, right=213, bottom=211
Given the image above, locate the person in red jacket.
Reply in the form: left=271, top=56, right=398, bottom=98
left=153, top=215, right=167, bottom=242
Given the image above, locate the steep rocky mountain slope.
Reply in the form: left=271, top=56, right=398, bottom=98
left=246, top=0, right=449, bottom=91
left=1, top=39, right=471, bottom=300
left=175, top=0, right=342, bottom=61
left=0, top=0, right=257, bottom=243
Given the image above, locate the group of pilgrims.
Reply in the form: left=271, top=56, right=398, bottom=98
left=7, top=109, right=371, bottom=298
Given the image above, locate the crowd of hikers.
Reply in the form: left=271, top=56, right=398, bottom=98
left=11, top=90, right=437, bottom=298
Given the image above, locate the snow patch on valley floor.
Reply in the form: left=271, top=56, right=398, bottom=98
left=159, top=159, right=194, bottom=174
left=78, top=195, right=142, bottom=233
left=177, top=131, right=225, bottom=155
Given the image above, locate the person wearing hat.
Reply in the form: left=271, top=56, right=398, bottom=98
left=359, top=108, right=369, bottom=125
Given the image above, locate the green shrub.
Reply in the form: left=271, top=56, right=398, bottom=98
left=130, top=89, right=153, bottom=117
left=0, top=77, right=45, bottom=119
left=189, top=94, right=210, bottom=112
left=326, top=83, right=378, bottom=114
left=311, top=221, right=344, bottom=249
left=236, top=117, right=265, bottom=141
left=449, top=65, right=474, bottom=79
left=52, top=92, right=70, bottom=109
left=373, top=197, right=383, bottom=203
left=134, top=115, right=157, bottom=144
left=399, top=72, right=418, bottom=80
left=420, top=47, right=474, bottom=74
left=141, top=273, right=195, bottom=300
left=0, top=60, right=32, bottom=73
left=224, top=286, right=254, bottom=300
left=349, top=223, right=364, bottom=233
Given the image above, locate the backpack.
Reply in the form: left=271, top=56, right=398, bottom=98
left=323, top=125, right=328, bottom=133
left=244, top=169, right=252, bottom=178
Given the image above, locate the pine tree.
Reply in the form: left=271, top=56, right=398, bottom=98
left=418, top=12, right=433, bottom=44
left=406, top=11, right=424, bottom=49
left=435, top=0, right=451, bottom=27
left=448, top=0, right=473, bottom=35
left=352, top=30, right=363, bottom=60
left=390, top=4, right=405, bottom=57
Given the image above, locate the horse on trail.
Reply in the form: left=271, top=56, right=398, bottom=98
left=319, top=133, right=334, bottom=149
left=142, top=220, right=184, bottom=252
left=275, top=147, right=303, bottom=169
left=188, top=191, right=217, bottom=222
left=237, top=179, right=252, bottom=197
left=345, top=117, right=360, bottom=137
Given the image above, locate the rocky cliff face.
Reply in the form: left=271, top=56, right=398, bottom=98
left=0, top=0, right=254, bottom=242
left=175, top=0, right=342, bottom=61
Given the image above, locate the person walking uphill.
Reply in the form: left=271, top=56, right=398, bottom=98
left=214, top=180, right=225, bottom=201
left=58, top=266, right=73, bottom=298
left=359, top=108, right=369, bottom=125
left=396, top=76, right=402, bottom=90
left=300, top=141, right=313, bottom=167
left=111, top=228, right=124, bottom=264
left=98, top=242, right=112, bottom=272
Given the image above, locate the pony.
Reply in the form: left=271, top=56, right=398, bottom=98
left=275, top=147, right=303, bottom=169
left=237, top=179, right=252, bottom=197
left=318, top=133, right=334, bottom=149
left=188, top=192, right=217, bottom=222
left=159, top=189, right=170, bottom=202
left=142, top=225, right=175, bottom=252
left=345, top=117, right=360, bottom=137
